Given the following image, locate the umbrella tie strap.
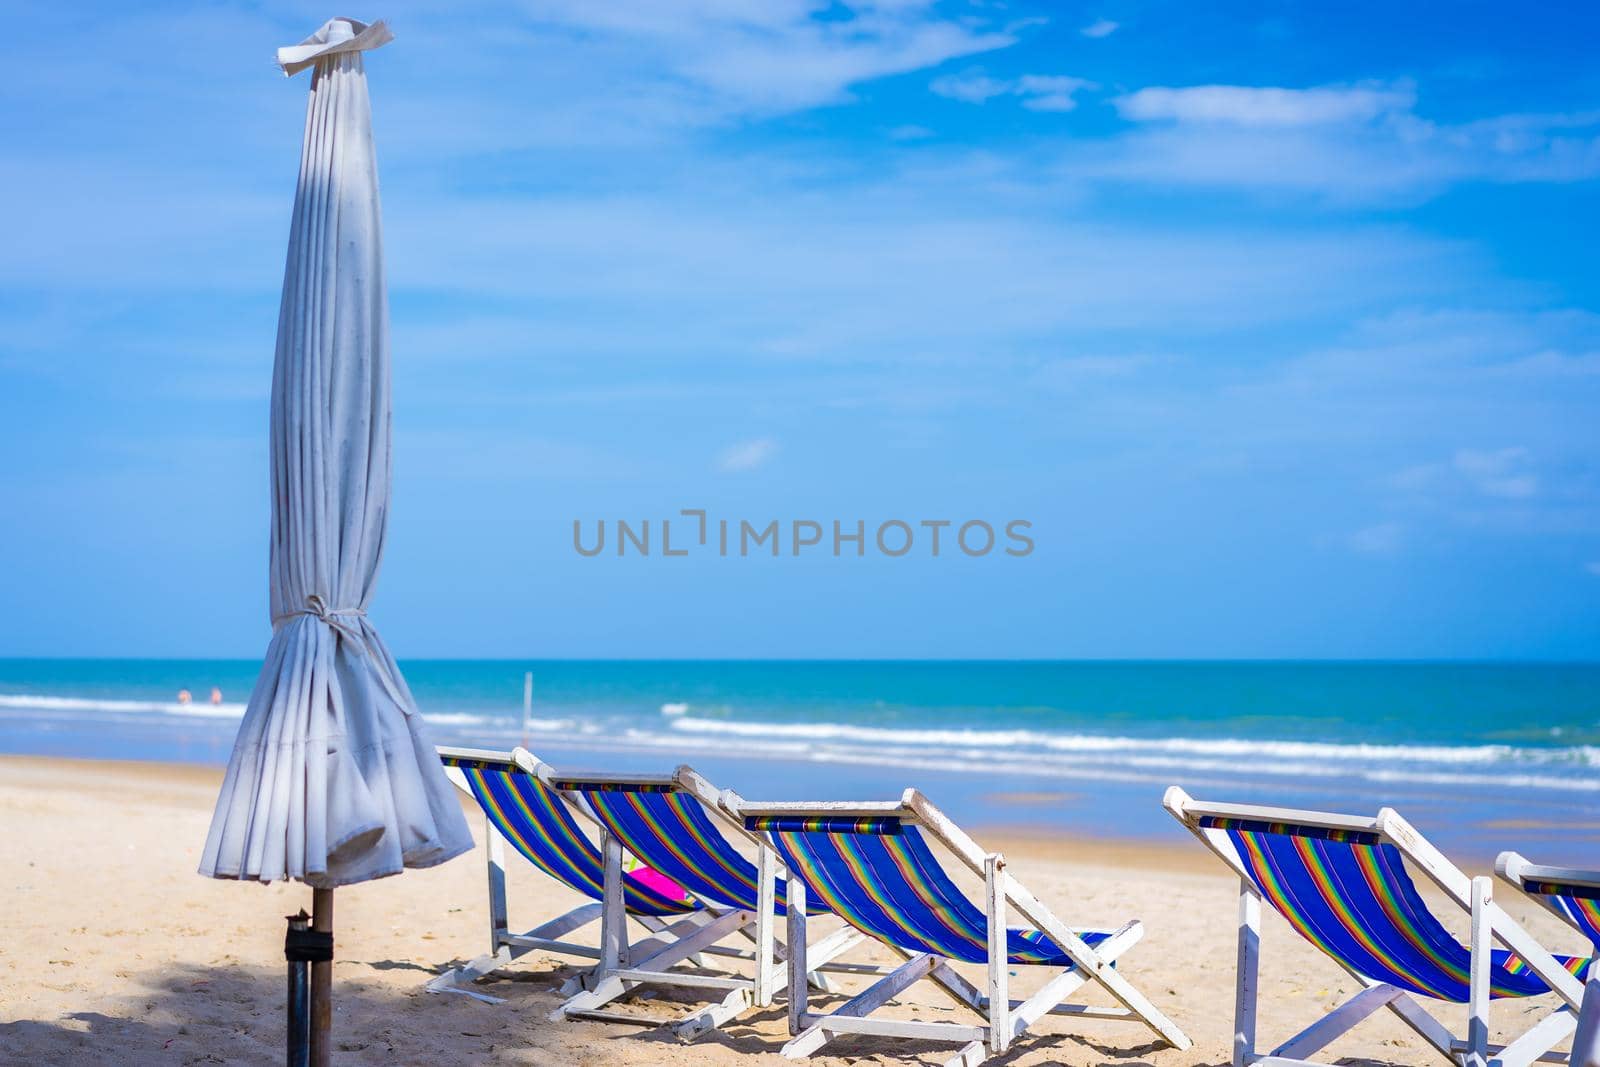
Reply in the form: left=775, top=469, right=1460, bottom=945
left=271, top=595, right=416, bottom=717
left=273, top=593, right=366, bottom=630
left=285, top=926, right=334, bottom=963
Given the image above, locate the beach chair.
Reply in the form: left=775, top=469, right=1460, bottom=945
left=728, top=787, right=1191, bottom=1066
left=544, top=762, right=870, bottom=1040
left=1166, top=787, right=1592, bottom=1067
left=428, top=747, right=719, bottom=1004
left=1496, top=854, right=1600, bottom=959
left=1496, top=853, right=1600, bottom=1067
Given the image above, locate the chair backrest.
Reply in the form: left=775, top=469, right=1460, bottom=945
left=549, top=769, right=821, bottom=915
left=744, top=806, right=1073, bottom=966
left=1167, top=790, right=1580, bottom=1002
left=438, top=749, right=697, bottom=917
left=1498, top=853, right=1600, bottom=953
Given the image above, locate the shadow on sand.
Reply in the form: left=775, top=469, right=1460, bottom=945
left=1, top=955, right=1247, bottom=1066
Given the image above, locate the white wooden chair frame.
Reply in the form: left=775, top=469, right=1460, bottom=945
left=537, top=760, right=872, bottom=1041
left=726, top=787, right=1191, bottom=1067
left=1166, top=787, right=1588, bottom=1067
left=1496, top=852, right=1600, bottom=946
left=1497, top=850, right=1600, bottom=1067
left=426, top=747, right=744, bottom=1009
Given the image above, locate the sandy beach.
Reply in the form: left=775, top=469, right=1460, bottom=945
left=1, top=754, right=1589, bottom=1066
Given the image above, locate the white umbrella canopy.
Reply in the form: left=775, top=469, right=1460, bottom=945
left=200, top=17, right=471, bottom=889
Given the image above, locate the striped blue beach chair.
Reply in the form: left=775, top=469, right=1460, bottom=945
left=543, top=765, right=870, bottom=1039
left=1167, top=788, right=1591, bottom=1067
left=1497, top=852, right=1600, bottom=1067
left=729, top=788, right=1191, bottom=1066
left=1497, top=854, right=1600, bottom=959
left=428, top=748, right=728, bottom=1004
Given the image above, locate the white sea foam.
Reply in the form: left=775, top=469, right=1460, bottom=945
left=667, top=714, right=1600, bottom=768
left=644, top=713, right=1600, bottom=793
left=0, top=693, right=247, bottom=719
left=0, top=693, right=557, bottom=734
left=6, top=688, right=1596, bottom=797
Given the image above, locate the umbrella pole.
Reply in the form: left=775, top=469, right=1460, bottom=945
left=310, top=888, right=334, bottom=1067
left=285, top=911, right=311, bottom=1067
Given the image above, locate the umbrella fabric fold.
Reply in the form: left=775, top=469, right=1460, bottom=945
left=200, top=18, right=471, bottom=888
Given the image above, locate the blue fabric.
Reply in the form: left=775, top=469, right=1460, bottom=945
left=575, top=786, right=822, bottom=915
left=451, top=761, right=698, bottom=917
left=768, top=822, right=1110, bottom=966
left=1523, top=880, right=1600, bottom=953
left=1220, top=824, right=1589, bottom=1001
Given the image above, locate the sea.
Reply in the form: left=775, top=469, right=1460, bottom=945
left=2, top=659, right=1596, bottom=858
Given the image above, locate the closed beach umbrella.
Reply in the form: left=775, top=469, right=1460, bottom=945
left=199, top=15, right=471, bottom=1061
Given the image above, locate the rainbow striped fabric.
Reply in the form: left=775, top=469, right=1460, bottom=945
left=757, top=817, right=1109, bottom=966
left=1201, top=816, right=1592, bottom=1000
left=747, top=816, right=903, bottom=835
left=565, top=781, right=824, bottom=915
left=441, top=756, right=698, bottom=917
left=1523, top=880, right=1600, bottom=953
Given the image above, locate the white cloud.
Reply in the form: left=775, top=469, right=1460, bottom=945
left=718, top=437, right=778, bottom=472
left=1349, top=522, right=1404, bottom=556
left=1454, top=447, right=1539, bottom=499
left=1384, top=442, right=1551, bottom=513
left=1080, top=19, right=1119, bottom=39
left=1586, top=562, right=1600, bottom=577
left=1114, top=82, right=1414, bottom=127
left=1017, top=75, right=1095, bottom=112
left=932, top=71, right=1096, bottom=112
left=929, top=72, right=1011, bottom=104
left=525, top=1, right=1016, bottom=116
left=1065, top=105, right=1600, bottom=202
left=1084, top=80, right=1600, bottom=202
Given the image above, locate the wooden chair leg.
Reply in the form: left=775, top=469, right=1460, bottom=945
left=1236, top=878, right=1261, bottom=1067
left=984, top=854, right=1009, bottom=1055
left=786, top=879, right=809, bottom=1036
left=1466, top=876, right=1492, bottom=1067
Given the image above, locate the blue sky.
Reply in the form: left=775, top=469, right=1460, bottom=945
left=2, top=1, right=1598, bottom=659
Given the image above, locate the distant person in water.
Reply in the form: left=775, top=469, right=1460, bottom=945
left=177, top=689, right=192, bottom=705
left=209, top=687, right=222, bottom=705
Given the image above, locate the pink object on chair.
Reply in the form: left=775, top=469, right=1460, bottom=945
left=629, top=864, right=691, bottom=903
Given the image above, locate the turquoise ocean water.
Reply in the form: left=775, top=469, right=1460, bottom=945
left=1, top=659, right=1596, bottom=855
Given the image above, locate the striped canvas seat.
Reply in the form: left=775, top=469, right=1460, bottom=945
left=557, top=779, right=822, bottom=915
left=443, top=755, right=698, bottom=917
left=1205, top=816, right=1592, bottom=1000
left=540, top=766, right=877, bottom=1040
left=1519, top=878, right=1600, bottom=951
left=754, top=815, right=1111, bottom=966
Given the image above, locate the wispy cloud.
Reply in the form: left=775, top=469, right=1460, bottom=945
left=931, top=70, right=1096, bottom=112
left=718, top=437, right=778, bottom=472
left=3, top=0, right=1599, bottom=658
left=1080, top=18, right=1119, bottom=39
left=1088, top=82, right=1600, bottom=200
left=1114, top=82, right=1414, bottom=126
left=1454, top=447, right=1539, bottom=499
left=1017, top=75, right=1096, bottom=112
left=928, top=71, right=1009, bottom=103
left=1348, top=522, right=1404, bottom=556
left=524, top=1, right=1016, bottom=116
